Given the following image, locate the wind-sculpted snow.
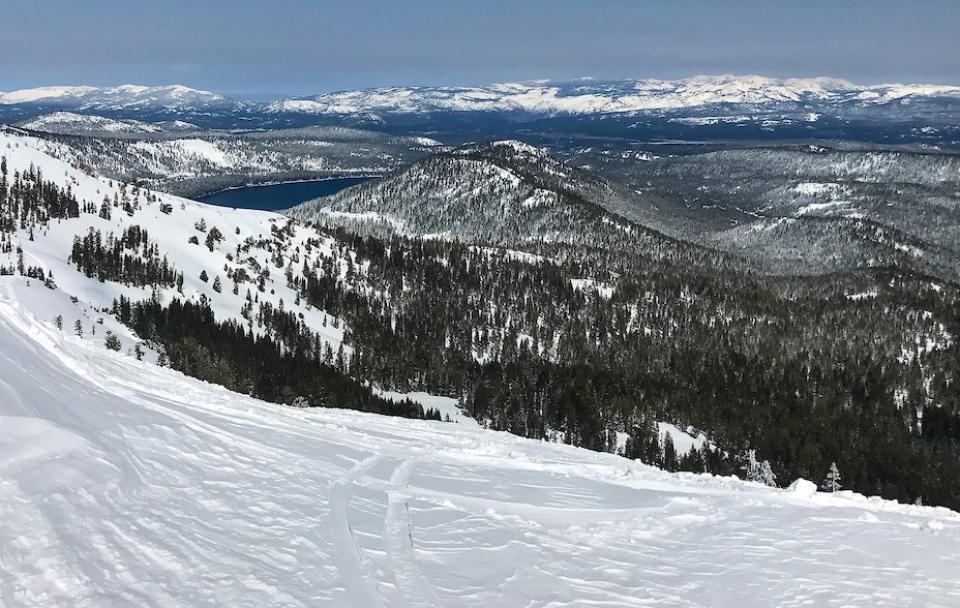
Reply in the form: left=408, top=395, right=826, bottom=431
left=1, top=280, right=958, bottom=607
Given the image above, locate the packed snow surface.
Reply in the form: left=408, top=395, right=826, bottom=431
left=1, top=281, right=959, bottom=607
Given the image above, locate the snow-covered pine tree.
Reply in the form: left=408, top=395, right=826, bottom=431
left=822, top=462, right=842, bottom=492
left=745, top=451, right=777, bottom=487
left=104, top=331, right=121, bottom=351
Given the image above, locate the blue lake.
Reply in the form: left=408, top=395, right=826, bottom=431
left=198, top=177, right=373, bottom=211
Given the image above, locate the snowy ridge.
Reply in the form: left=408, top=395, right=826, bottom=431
left=0, top=84, right=237, bottom=112
left=18, top=111, right=201, bottom=135
left=0, top=284, right=958, bottom=607
left=271, top=75, right=960, bottom=116
left=0, top=85, right=98, bottom=104
left=287, top=138, right=683, bottom=248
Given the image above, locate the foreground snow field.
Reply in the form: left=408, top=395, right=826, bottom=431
left=1, top=279, right=959, bottom=607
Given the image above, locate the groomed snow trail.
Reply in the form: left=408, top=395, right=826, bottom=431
left=1, top=279, right=959, bottom=607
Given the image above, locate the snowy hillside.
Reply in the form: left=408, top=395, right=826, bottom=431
left=18, top=111, right=200, bottom=136
left=0, top=129, right=346, bottom=351
left=287, top=140, right=683, bottom=246
left=271, top=75, right=960, bottom=116
left=0, top=84, right=239, bottom=112
left=1, top=281, right=958, bottom=607
left=12, top=126, right=435, bottom=196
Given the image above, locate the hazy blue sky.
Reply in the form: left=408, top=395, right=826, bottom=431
left=2, top=0, right=958, bottom=98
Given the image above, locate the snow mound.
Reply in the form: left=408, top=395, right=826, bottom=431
left=787, top=478, right=819, bottom=496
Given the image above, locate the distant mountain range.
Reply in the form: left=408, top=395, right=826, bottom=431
left=4, top=75, right=959, bottom=148
left=4, top=76, right=960, bottom=117
left=270, top=75, right=960, bottom=116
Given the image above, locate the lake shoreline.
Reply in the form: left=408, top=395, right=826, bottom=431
left=197, top=174, right=381, bottom=200
left=197, top=175, right=377, bottom=211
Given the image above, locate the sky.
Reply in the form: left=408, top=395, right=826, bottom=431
left=2, top=0, right=958, bottom=99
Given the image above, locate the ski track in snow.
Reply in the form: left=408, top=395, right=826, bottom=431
left=329, top=455, right=387, bottom=608
left=384, top=457, right=442, bottom=608
left=1, top=281, right=960, bottom=606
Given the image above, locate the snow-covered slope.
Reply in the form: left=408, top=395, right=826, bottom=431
left=11, top=125, right=434, bottom=195
left=0, top=129, right=345, bottom=351
left=18, top=111, right=200, bottom=135
left=0, top=84, right=238, bottom=112
left=287, top=139, right=681, bottom=245
left=271, top=75, right=960, bottom=116
left=1, top=277, right=958, bottom=607
left=0, top=85, right=98, bottom=105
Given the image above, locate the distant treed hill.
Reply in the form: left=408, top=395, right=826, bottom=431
left=8, top=126, right=441, bottom=197
left=287, top=140, right=732, bottom=271
left=288, top=139, right=960, bottom=281
left=556, top=144, right=960, bottom=281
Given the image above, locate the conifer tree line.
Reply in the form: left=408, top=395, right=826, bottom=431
left=0, top=157, right=80, bottom=232
left=114, top=293, right=434, bottom=420
left=69, top=225, right=182, bottom=287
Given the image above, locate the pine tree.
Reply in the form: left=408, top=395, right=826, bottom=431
left=54, top=314, right=63, bottom=330
left=745, top=451, right=778, bottom=487
left=105, top=331, right=121, bottom=351
left=74, top=319, right=83, bottom=337
left=199, top=269, right=209, bottom=283
left=662, top=434, right=678, bottom=472
left=822, top=462, right=842, bottom=492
